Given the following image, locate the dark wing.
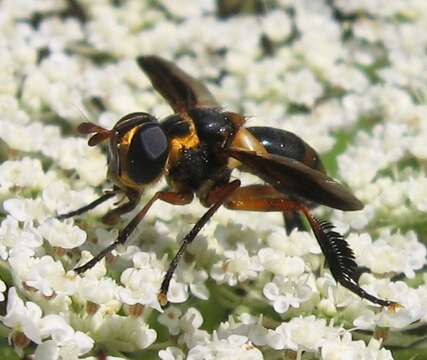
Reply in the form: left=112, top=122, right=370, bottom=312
left=228, top=148, right=364, bottom=211
left=137, top=55, right=219, bottom=113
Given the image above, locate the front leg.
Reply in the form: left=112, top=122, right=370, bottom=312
left=74, top=190, right=194, bottom=274
left=57, top=187, right=141, bottom=225
left=56, top=189, right=117, bottom=220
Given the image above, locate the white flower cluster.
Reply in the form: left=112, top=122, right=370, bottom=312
left=1, top=287, right=93, bottom=358
left=0, top=0, right=426, bottom=359
left=159, top=313, right=394, bottom=359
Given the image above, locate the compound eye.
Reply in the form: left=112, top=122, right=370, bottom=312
left=126, top=123, right=169, bottom=184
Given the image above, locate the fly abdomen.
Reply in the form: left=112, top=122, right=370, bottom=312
left=247, top=126, right=325, bottom=173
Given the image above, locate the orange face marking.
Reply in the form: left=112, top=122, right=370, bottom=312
left=109, top=125, right=150, bottom=191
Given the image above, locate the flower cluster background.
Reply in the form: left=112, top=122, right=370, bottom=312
left=0, top=0, right=426, bottom=359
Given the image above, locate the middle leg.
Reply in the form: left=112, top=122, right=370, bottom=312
left=74, top=190, right=194, bottom=274
left=159, top=179, right=241, bottom=305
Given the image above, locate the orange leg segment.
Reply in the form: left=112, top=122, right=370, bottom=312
left=206, top=185, right=305, bottom=233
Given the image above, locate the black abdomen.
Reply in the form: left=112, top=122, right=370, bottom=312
left=247, top=126, right=325, bottom=173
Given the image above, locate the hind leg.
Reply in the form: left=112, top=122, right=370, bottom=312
left=209, top=184, right=397, bottom=308
left=206, top=184, right=306, bottom=234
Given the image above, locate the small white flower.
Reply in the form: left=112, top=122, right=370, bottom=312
left=43, top=182, right=112, bottom=218
left=119, top=252, right=188, bottom=310
left=324, top=64, right=369, bottom=93
left=353, top=18, right=382, bottom=43
left=321, top=333, right=393, bottom=360
left=354, top=276, right=425, bottom=330
left=1, top=287, right=43, bottom=344
left=337, top=123, right=410, bottom=191
left=34, top=339, right=59, bottom=360
left=4, top=198, right=48, bottom=222
left=166, top=278, right=189, bottom=304
left=188, top=268, right=209, bottom=300
left=10, top=255, right=74, bottom=298
left=283, top=69, right=323, bottom=107
left=33, top=17, right=83, bottom=52
left=263, top=275, right=313, bottom=313
left=78, top=277, right=118, bottom=305
left=331, top=205, right=375, bottom=230
left=158, top=306, right=182, bottom=336
left=364, top=337, right=394, bottom=360
left=36, top=314, right=94, bottom=359
left=180, top=307, right=203, bottom=334
left=119, top=267, right=163, bottom=311
left=316, top=273, right=358, bottom=309
left=409, top=128, right=427, bottom=161
left=188, top=334, right=263, bottom=360
left=294, top=28, right=344, bottom=71
left=347, top=230, right=426, bottom=278
left=321, top=333, right=364, bottom=360
left=267, top=228, right=321, bottom=256
left=407, top=176, right=427, bottom=212
left=0, top=121, right=59, bottom=155
left=262, top=10, right=292, bottom=42
left=284, top=115, right=335, bottom=153
left=158, top=306, right=203, bottom=339
left=158, top=0, right=214, bottom=18
left=38, top=218, right=86, bottom=249
left=0, top=157, right=46, bottom=192
left=211, top=244, right=262, bottom=286
left=45, top=137, right=107, bottom=187
left=218, top=313, right=268, bottom=347
left=267, top=316, right=341, bottom=352
left=257, top=248, right=305, bottom=277
left=214, top=222, right=259, bottom=251
left=97, top=316, right=157, bottom=352
left=0, top=216, right=42, bottom=260
left=419, top=282, right=427, bottom=323
left=75, top=250, right=107, bottom=279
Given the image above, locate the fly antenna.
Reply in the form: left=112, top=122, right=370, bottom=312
left=77, top=122, right=113, bottom=146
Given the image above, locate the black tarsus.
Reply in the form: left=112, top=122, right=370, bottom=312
left=56, top=191, right=116, bottom=220
left=74, top=239, right=120, bottom=274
